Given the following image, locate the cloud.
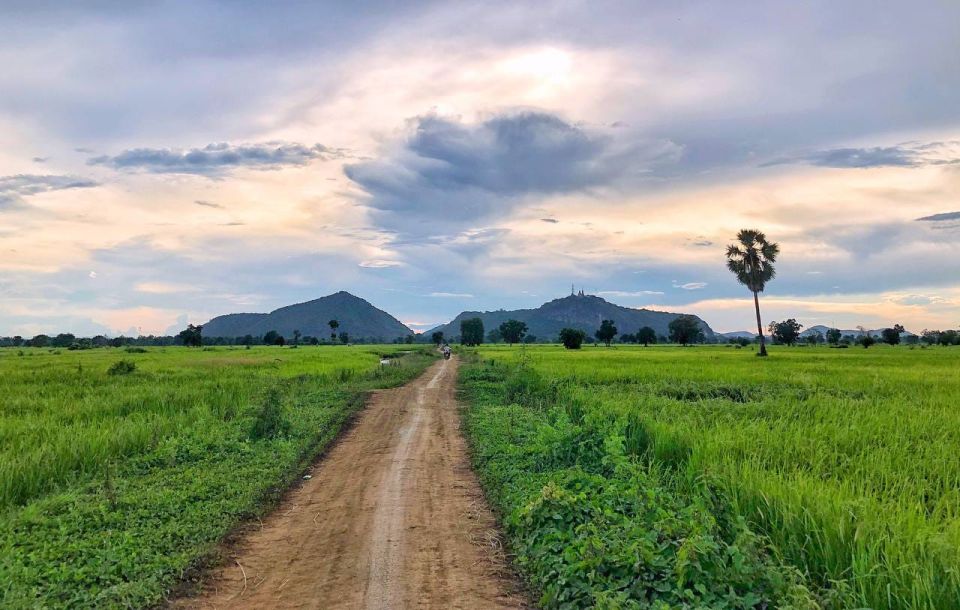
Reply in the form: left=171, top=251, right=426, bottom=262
left=345, top=111, right=678, bottom=234
left=194, top=200, right=223, bottom=208
left=916, top=211, right=960, bottom=222
left=540, top=217, right=559, bottom=223
left=358, top=259, right=403, bottom=268
left=673, top=281, right=707, bottom=290
left=763, top=140, right=960, bottom=169
left=89, top=142, right=347, bottom=176
left=0, top=174, right=99, bottom=208
left=887, top=294, right=949, bottom=306
left=596, top=290, right=664, bottom=297
left=427, top=292, right=474, bottom=298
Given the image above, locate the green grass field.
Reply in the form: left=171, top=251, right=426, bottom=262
left=460, top=344, right=960, bottom=609
left=0, top=345, right=433, bottom=608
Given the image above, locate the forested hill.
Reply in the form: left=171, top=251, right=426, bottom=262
left=426, top=293, right=715, bottom=342
left=202, top=291, right=413, bottom=342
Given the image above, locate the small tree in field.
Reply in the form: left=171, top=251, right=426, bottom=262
left=826, top=328, right=842, bottom=345
left=637, top=326, right=656, bottom=346
left=339, top=331, right=349, bottom=344
left=460, top=318, right=484, bottom=346
left=768, top=319, right=803, bottom=346
left=499, top=319, right=528, bottom=345
left=263, top=330, right=280, bottom=345
left=328, top=319, right=339, bottom=342
left=859, top=335, right=876, bottom=349
left=559, top=328, right=586, bottom=349
left=881, top=324, right=904, bottom=346
left=726, top=229, right=779, bottom=356
left=177, top=324, right=203, bottom=347
left=595, top=320, right=617, bottom=346
left=292, top=329, right=301, bottom=346
left=431, top=331, right=444, bottom=345
left=668, top=316, right=703, bottom=346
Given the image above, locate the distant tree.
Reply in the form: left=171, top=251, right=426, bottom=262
left=768, top=319, right=803, bottom=346
left=619, top=333, right=636, bottom=344
left=920, top=329, right=940, bottom=345
left=858, top=335, right=876, bottom=349
left=522, top=334, right=538, bottom=344
left=826, top=328, right=842, bottom=345
left=292, top=329, right=302, bottom=346
left=939, top=330, right=960, bottom=346
left=29, top=334, right=50, bottom=348
left=460, top=318, right=484, bottom=346
left=499, top=319, right=528, bottom=345
left=404, top=334, right=415, bottom=344
left=904, top=334, right=919, bottom=346
left=559, top=328, right=586, bottom=349
left=52, top=333, right=76, bottom=348
left=595, top=320, right=618, bottom=346
left=726, top=229, right=779, bottom=356
left=880, top=324, right=904, bottom=346
left=487, top=327, right=502, bottom=344
left=263, top=330, right=281, bottom=345
left=731, top=336, right=752, bottom=347
left=668, top=315, right=703, bottom=346
left=431, top=331, right=444, bottom=345
left=339, top=331, right=349, bottom=344
left=177, top=324, right=203, bottom=347
left=241, top=334, right=254, bottom=347
left=637, top=326, right=657, bottom=347
left=328, top=319, right=339, bottom=342
left=805, top=331, right=824, bottom=346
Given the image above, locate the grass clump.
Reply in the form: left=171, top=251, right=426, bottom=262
left=107, top=359, right=137, bottom=375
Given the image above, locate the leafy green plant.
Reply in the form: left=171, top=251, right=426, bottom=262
left=107, top=359, right=137, bottom=375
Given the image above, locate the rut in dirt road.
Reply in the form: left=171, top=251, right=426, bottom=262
left=173, top=357, right=528, bottom=610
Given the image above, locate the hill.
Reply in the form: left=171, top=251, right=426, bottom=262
left=426, top=293, right=715, bottom=342
left=202, top=291, right=413, bottom=342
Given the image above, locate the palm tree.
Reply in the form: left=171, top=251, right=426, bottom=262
left=726, top=229, right=779, bottom=356
left=328, top=319, right=339, bottom=342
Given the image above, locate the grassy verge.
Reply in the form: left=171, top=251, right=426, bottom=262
left=1, top=346, right=433, bottom=609
left=459, top=352, right=849, bottom=609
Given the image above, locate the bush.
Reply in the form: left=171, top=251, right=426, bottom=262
left=107, top=360, right=137, bottom=375
left=125, top=347, right=148, bottom=353
left=249, top=387, right=290, bottom=440
left=559, top=328, right=586, bottom=349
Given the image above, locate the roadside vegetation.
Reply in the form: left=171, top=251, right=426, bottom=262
left=460, top=344, right=960, bottom=609
left=0, top=345, right=433, bottom=608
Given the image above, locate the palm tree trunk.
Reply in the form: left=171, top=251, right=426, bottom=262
left=753, top=290, right=767, bottom=356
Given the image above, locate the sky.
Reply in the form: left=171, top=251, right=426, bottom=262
left=1, top=0, right=959, bottom=336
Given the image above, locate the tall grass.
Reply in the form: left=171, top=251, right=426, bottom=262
left=0, top=345, right=433, bottom=608
left=472, top=344, right=960, bottom=609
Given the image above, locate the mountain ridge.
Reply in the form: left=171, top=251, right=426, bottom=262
left=202, top=291, right=413, bottom=341
left=426, top=293, right=715, bottom=342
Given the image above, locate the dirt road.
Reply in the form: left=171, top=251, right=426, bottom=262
left=174, top=357, right=527, bottom=609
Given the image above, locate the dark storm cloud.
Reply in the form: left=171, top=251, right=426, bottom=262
left=0, top=174, right=99, bottom=208
left=345, top=111, right=677, bottom=234
left=762, top=141, right=960, bottom=169
left=89, top=142, right=347, bottom=176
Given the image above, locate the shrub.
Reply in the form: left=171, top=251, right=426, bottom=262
left=125, top=346, right=148, bottom=353
left=107, top=360, right=137, bottom=375
left=559, top=328, right=586, bottom=349
left=249, top=387, right=290, bottom=440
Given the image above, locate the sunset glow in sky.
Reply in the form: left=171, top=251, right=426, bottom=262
left=2, top=1, right=959, bottom=335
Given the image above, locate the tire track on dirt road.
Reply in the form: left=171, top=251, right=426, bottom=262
left=173, top=357, right=528, bottom=609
